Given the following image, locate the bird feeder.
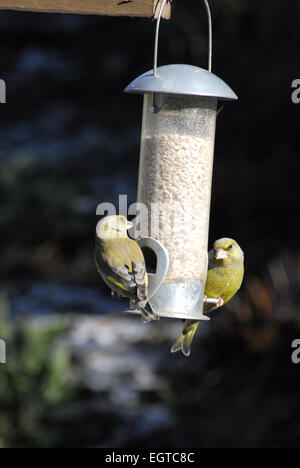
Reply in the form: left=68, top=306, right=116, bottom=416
left=125, top=0, right=237, bottom=320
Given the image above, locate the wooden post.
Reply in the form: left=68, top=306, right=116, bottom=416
left=0, top=0, right=171, bottom=18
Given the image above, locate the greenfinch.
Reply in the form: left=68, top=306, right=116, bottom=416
left=171, top=238, right=244, bottom=357
left=95, top=215, right=157, bottom=322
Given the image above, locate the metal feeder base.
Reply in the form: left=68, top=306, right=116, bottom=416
left=148, top=281, right=210, bottom=321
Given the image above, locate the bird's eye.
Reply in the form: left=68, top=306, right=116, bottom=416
left=227, top=244, right=233, bottom=249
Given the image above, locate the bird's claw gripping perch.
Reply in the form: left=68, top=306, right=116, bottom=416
left=129, top=298, right=160, bottom=323
left=203, top=295, right=224, bottom=308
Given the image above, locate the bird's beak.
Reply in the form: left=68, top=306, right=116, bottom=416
left=215, top=248, right=228, bottom=260
left=126, top=220, right=134, bottom=230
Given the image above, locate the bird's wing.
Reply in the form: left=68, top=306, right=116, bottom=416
left=95, top=237, right=147, bottom=300
left=127, top=239, right=148, bottom=301
left=95, top=238, right=136, bottom=297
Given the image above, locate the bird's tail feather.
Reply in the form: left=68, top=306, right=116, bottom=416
left=171, top=321, right=199, bottom=357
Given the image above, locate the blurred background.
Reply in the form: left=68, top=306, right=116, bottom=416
left=0, top=0, right=300, bottom=448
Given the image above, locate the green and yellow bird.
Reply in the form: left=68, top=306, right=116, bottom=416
left=171, top=238, right=244, bottom=357
left=95, top=215, right=156, bottom=322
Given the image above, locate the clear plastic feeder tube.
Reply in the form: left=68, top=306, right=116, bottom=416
left=137, top=92, right=217, bottom=318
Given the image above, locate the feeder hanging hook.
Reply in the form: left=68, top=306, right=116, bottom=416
left=153, top=0, right=213, bottom=75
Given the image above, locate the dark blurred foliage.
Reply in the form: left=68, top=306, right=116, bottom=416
left=0, top=0, right=299, bottom=448
left=0, top=294, right=77, bottom=447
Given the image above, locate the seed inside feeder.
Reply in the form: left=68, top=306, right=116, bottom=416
left=137, top=94, right=217, bottom=287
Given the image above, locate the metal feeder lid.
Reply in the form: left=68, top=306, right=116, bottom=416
left=125, top=64, right=238, bottom=101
